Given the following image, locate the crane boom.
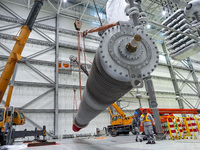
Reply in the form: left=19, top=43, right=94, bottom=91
left=0, top=0, right=44, bottom=104
left=111, top=103, right=126, bottom=118
left=108, top=107, right=113, bottom=117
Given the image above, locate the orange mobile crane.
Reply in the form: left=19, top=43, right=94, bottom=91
left=0, top=0, right=44, bottom=145
left=107, top=103, right=134, bottom=137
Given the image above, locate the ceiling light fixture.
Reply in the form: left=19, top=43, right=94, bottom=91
left=162, top=11, right=166, bottom=15
left=147, top=24, right=151, bottom=29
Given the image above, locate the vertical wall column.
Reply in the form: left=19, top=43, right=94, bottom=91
left=144, top=76, right=164, bottom=139
left=186, top=58, right=200, bottom=109
left=162, top=43, right=185, bottom=110
left=54, top=13, right=59, bottom=137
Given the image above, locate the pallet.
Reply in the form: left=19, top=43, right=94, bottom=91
left=27, top=141, right=57, bottom=147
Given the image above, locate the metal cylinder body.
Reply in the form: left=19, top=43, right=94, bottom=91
left=73, top=21, right=159, bottom=131
left=74, top=54, right=132, bottom=128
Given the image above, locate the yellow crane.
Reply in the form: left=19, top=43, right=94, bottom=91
left=107, top=103, right=134, bottom=136
left=0, top=0, right=43, bottom=145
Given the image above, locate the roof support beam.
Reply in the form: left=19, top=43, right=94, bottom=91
left=0, top=2, right=24, bottom=21
left=80, top=0, right=90, bottom=20
left=60, top=1, right=89, bottom=13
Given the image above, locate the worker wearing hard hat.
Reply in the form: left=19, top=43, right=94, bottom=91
left=132, top=111, right=142, bottom=142
left=140, top=109, right=156, bottom=144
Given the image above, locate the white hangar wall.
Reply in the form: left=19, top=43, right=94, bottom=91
left=0, top=0, right=200, bottom=137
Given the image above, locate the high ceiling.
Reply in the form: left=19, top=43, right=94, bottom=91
left=1, top=0, right=189, bottom=42
left=45, top=0, right=189, bottom=42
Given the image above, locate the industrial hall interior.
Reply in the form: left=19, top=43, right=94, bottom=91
left=0, top=0, right=200, bottom=149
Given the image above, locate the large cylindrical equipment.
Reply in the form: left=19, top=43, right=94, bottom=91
left=73, top=19, right=159, bottom=131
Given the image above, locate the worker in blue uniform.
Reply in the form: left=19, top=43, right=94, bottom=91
left=132, top=112, right=142, bottom=142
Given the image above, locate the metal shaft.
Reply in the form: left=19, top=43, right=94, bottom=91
left=144, top=76, right=164, bottom=139
left=126, top=34, right=142, bottom=52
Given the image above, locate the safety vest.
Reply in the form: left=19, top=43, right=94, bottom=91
left=141, top=113, right=151, bottom=122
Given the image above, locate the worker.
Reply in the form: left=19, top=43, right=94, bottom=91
left=140, top=109, right=156, bottom=144
left=96, top=128, right=100, bottom=136
left=0, top=113, right=3, bottom=122
left=132, top=111, right=142, bottom=142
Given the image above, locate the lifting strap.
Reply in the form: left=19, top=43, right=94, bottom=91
left=77, top=31, right=82, bottom=100
left=73, top=89, right=78, bottom=120
left=79, top=33, right=91, bottom=75
left=83, top=22, right=119, bottom=36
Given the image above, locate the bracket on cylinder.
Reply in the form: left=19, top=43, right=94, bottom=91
left=128, top=68, right=143, bottom=88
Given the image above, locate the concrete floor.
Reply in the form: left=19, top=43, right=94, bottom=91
left=1, top=135, right=200, bottom=150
